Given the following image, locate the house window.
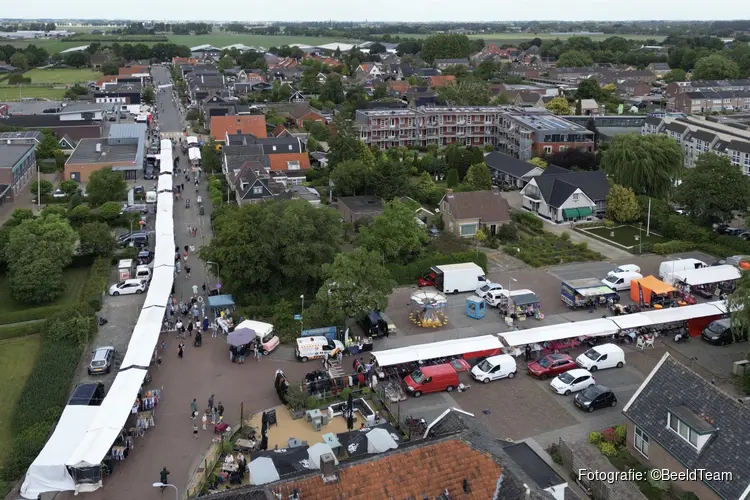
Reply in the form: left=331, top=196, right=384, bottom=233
left=543, top=146, right=553, bottom=154
left=287, top=161, right=301, bottom=170
left=634, top=426, right=649, bottom=457
left=460, top=223, right=478, bottom=236
left=667, top=412, right=698, bottom=447
left=252, top=186, right=263, bottom=195
left=572, top=194, right=579, bottom=201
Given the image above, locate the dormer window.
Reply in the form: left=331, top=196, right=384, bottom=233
left=667, top=406, right=716, bottom=451
left=668, top=413, right=698, bottom=447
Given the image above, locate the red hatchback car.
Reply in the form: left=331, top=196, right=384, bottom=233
left=528, top=354, right=576, bottom=380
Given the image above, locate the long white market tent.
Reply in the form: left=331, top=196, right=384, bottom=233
left=188, top=147, right=201, bottom=162
left=372, top=335, right=503, bottom=367
left=672, top=265, right=741, bottom=287
left=500, top=318, right=619, bottom=347
left=641, top=302, right=727, bottom=325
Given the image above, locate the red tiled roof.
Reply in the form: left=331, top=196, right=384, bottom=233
left=96, top=75, right=118, bottom=88
left=172, top=57, right=198, bottom=65
left=271, top=124, right=290, bottom=138
left=119, top=66, right=148, bottom=75
left=272, top=440, right=502, bottom=500
left=388, top=81, right=409, bottom=94
left=267, top=153, right=311, bottom=171
left=210, top=115, right=268, bottom=141
left=429, top=75, right=457, bottom=87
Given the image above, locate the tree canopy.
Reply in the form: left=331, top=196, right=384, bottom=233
left=358, top=200, right=428, bottom=264
left=606, top=184, right=640, bottom=223
left=330, top=160, right=374, bottom=197
left=436, top=79, right=491, bottom=106
left=600, top=134, right=683, bottom=199
left=692, top=54, right=740, bottom=80
left=675, top=152, right=750, bottom=225
left=460, top=163, right=493, bottom=191
left=420, top=34, right=473, bottom=63
left=545, top=96, right=572, bottom=115
left=575, top=79, right=601, bottom=100
left=86, top=167, right=127, bottom=206
left=556, top=50, right=594, bottom=68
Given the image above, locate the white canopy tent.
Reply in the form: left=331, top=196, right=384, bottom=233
left=66, top=369, right=147, bottom=472
left=672, top=265, right=741, bottom=287
left=188, top=147, right=201, bottom=161
left=157, top=172, right=173, bottom=192
left=639, top=302, right=726, bottom=324
left=372, top=335, right=502, bottom=367
left=609, top=313, right=654, bottom=330
left=120, top=306, right=168, bottom=369
left=155, top=211, right=174, bottom=239
left=20, top=406, right=101, bottom=499
left=501, top=319, right=618, bottom=347
left=186, top=136, right=198, bottom=145
left=142, top=267, right=174, bottom=308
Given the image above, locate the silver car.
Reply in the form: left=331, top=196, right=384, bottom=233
left=88, top=346, right=116, bottom=375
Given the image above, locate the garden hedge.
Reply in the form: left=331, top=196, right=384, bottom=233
left=0, top=305, right=67, bottom=326
left=385, top=251, right=488, bottom=286
left=0, top=321, right=43, bottom=341
left=80, top=257, right=112, bottom=311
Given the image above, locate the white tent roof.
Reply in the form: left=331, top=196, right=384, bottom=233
left=20, top=406, right=100, bottom=499
left=609, top=313, right=654, bottom=330
left=186, top=136, right=198, bottom=145
left=66, top=369, right=147, bottom=468
left=157, top=173, right=173, bottom=193
left=501, top=319, right=618, bottom=347
left=120, top=306, right=167, bottom=369
left=640, top=302, right=726, bottom=324
left=249, top=457, right=280, bottom=485
left=188, top=147, right=201, bottom=161
left=366, top=428, right=398, bottom=454
left=372, top=335, right=502, bottom=367
left=307, top=442, right=338, bottom=469
left=673, top=265, right=741, bottom=286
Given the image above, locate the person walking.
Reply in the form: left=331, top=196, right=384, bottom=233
left=336, top=348, right=343, bottom=364
left=192, top=306, right=200, bottom=322
left=187, top=321, right=194, bottom=337
left=159, top=467, right=170, bottom=492
left=202, top=316, right=209, bottom=332
left=218, top=402, right=224, bottom=419
left=193, top=423, right=199, bottom=439
left=208, top=394, right=215, bottom=411
left=178, top=341, right=185, bottom=358
left=192, top=284, right=199, bottom=296
left=190, top=398, right=198, bottom=419
left=211, top=319, right=218, bottom=338
left=254, top=342, right=261, bottom=362
left=201, top=412, right=207, bottom=431
left=211, top=405, right=218, bottom=424
left=524, top=344, right=532, bottom=362
left=185, top=266, right=191, bottom=279
left=175, top=319, right=183, bottom=336
left=323, top=351, right=330, bottom=370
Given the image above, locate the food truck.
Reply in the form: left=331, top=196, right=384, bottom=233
left=561, top=278, right=620, bottom=309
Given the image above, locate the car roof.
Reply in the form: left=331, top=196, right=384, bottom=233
left=560, top=368, right=590, bottom=378
left=587, top=384, right=612, bottom=394
left=122, top=279, right=144, bottom=285
left=545, top=353, right=572, bottom=361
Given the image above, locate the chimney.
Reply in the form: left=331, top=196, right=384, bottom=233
left=95, top=143, right=102, bottom=153
left=446, top=188, right=454, bottom=199
left=319, top=452, right=339, bottom=484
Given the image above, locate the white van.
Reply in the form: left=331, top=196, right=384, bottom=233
left=658, top=258, right=706, bottom=280
left=608, top=264, right=640, bottom=276
left=295, top=336, right=344, bottom=362
left=485, top=289, right=534, bottom=307
left=134, top=265, right=152, bottom=281
left=470, top=354, right=517, bottom=383
left=145, top=191, right=157, bottom=203
left=601, top=271, right=642, bottom=291
left=576, top=344, right=625, bottom=372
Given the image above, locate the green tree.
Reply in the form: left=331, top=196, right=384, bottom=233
left=411, top=171, right=445, bottom=206
left=9, top=258, right=65, bottom=305
left=320, top=74, right=346, bottom=104
left=141, top=85, right=155, bottom=105
left=358, top=200, right=428, bottom=264
left=314, top=248, right=395, bottom=323
left=36, top=130, right=61, bottom=159
left=10, top=52, right=29, bottom=71
left=86, top=167, right=126, bottom=206
left=98, top=201, right=123, bottom=223
left=692, top=54, right=740, bottom=81
left=67, top=204, right=92, bottom=227
left=41, top=205, right=67, bottom=218
left=728, top=273, right=750, bottom=342
left=437, top=79, right=492, bottom=106
left=446, top=168, right=460, bottom=188
left=201, top=140, right=222, bottom=173
left=575, top=79, right=601, bottom=100
left=420, top=34, right=473, bottom=63
left=271, top=299, right=299, bottom=344
left=556, top=50, right=593, bottom=68
left=575, top=99, right=582, bottom=115
left=663, top=68, right=686, bottom=83
left=101, top=60, right=120, bottom=75
left=372, top=157, right=410, bottom=200
left=605, top=184, right=640, bottom=223
left=77, top=221, right=115, bottom=256
left=545, top=96, right=571, bottom=115
left=59, top=179, right=79, bottom=196
left=600, top=134, right=683, bottom=199
left=373, top=84, right=387, bottom=100
left=460, top=163, right=493, bottom=191
left=328, top=115, right=375, bottom=168
left=529, top=157, right=547, bottom=169
left=30, top=180, right=53, bottom=197
left=199, top=200, right=343, bottom=302
left=475, top=60, right=498, bottom=80
left=675, top=152, right=750, bottom=225
left=331, top=160, right=374, bottom=196
left=64, top=52, right=89, bottom=68
left=217, top=55, right=235, bottom=72
left=5, top=214, right=77, bottom=270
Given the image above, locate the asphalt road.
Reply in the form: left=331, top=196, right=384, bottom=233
left=151, top=65, right=184, bottom=134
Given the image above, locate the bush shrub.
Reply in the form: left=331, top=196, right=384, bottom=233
left=614, top=424, right=627, bottom=446
left=602, top=427, right=617, bottom=443
left=588, top=431, right=602, bottom=444
left=496, top=222, right=519, bottom=243
left=504, top=233, right=604, bottom=267
left=511, top=210, right=543, bottom=233
left=598, top=441, right=618, bottom=457
left=79, top=257, right=112, bottom=311
left=0, top=305, right=66, bottom=326
left=576, top=219, right=616, bottom=229
left=385, top=251, right=488, bottom=285
left=41, top=304, right=97, bottom=345
left=546, top=443, right=563, bottom=465
left=0, top=321, right=43, bottom=340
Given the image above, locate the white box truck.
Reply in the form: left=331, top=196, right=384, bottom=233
left=431, top=263, right=486, bottom=294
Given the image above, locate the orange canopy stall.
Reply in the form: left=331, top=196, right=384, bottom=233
left=630, top=276, right=676, bottom=306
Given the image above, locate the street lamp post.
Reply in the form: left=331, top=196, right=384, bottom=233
left=300, top=294, right=305, bottom=334
left=152, top=482, right=178, bottom=500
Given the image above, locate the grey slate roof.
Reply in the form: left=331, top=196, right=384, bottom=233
left=67, top=138, right=138, bottom=166
left=485, top=151, right=539, bottom=179
left=644, top=116, right=662, bottom=126
left=536, top=168, right=610, bottom=206
left=690, top=130, right=716, bottom=143
left=663, top=122, right=688, bottom=134
left=623, top=353, right=750, bottom=500
left=0, top=144, right=34, bottom=169
left=727, top=139, right=750, bottom=154
left=226, top=134, right=303, bottom=154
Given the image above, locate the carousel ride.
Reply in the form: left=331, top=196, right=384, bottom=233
left=409, top=290, right=448, bottom=328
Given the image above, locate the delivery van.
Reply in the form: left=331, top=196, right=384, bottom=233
left=470, top=354, right=517, bottom=383
left=608, top=264, right=640, bottom=276
left=576, top=344, right=625, bottom=372
left=134, top=265, right=152, bottom=281
left=702, top=318, right=747, bottom=345
left=295, top=336, right=344, bottom=362
left=658, top=258, right=707, bottom=280
left=404, top=363, right=460, bottom=397
left=145, top=191, right=157, bottom=203
left=601, top=271, right=642, bottom=291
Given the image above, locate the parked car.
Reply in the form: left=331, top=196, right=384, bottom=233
left=52, top=189, right=66, bottom=198
left=527, top=353, right=576, bottom=380
left=725, top=227, right=744, bottom=237
left=117, top=231, right=149, bottom=248
left=475, top=282, right=503, bottom=299
left=550, top=368, right=595, bottom=395
left=702, top=318, right=748, bottom=345
left=68, top=382, right=106, bottom=406
left=417, top=272, right=436, bottom=287
left=574, top=385, right=617, bottom=412
left=88, top=346, right=116, bottom=375
left=109, top=279, right=147, bottom=296
left=120, top=203, right=149, bottom=215
left=449, top=359, right=472, bottom=372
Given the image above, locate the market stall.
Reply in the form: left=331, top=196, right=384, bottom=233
left=561, top=278, right=620, bottom=309
left=630, top=276, right=676, bottom=307
left=208, top=294, right=235, bottom=319
left=188, top=147, right=201, bottom=166
left=671, top=265, right=740, bottom=300
left=502, top=291, right=542, bottom=321
left=500, top=318, right=618, bottom=355
left=371, top=335, right=503, bottom=368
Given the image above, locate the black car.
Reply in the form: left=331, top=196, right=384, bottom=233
left=574, top=385, right=617, bottom=413
left=702, top=318, right=747, bottom=345
left=68, top=382, right=106, bottom=406
left=118, top=231, right=149, bottom=248
left=359, top=311, right=388, bottom=337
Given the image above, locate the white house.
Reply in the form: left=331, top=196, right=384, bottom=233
left=520, top=166, right=610, bottom=222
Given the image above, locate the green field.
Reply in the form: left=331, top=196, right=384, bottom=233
left=0, top=335, right=43, bottom=471
left=583, top=224, right=668, bottom=250
left=397, top=32, right=666, bottom=43
left=0, top=86, right=67, bottom=101
left=24, top=68, right=102, bottom=85
left=0, top=267, right=89, bottom=314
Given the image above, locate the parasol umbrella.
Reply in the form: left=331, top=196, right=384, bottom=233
left=346, top=393, right=354, bottom=431
left=227, top=327, right=256, bottom=347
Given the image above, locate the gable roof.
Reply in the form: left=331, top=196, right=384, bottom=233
left=267, top=153, right=311, bottom=172
left=485, top=152, right=541, bottom=179
left=623, top=353, right=750, bottom=500
left=535, top=168, right=610, bottom=205
left=210, top=115, right=267, bottom=141
left=443, top=190, right=511, bottom=222
left=428, top=75, right=456, bottom=87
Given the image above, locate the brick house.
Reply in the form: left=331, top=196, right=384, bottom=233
left=440, top=189, right=511, bottom=237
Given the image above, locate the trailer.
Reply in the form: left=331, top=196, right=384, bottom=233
left=561, top=278, right=619, bottom=308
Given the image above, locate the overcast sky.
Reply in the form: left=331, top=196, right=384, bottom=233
left=5, top=0, right=750, bottom=23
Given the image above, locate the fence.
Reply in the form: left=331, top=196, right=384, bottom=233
left=184, top=424, right=240, bottom=499
left=557, top=437, right=646, bottom=500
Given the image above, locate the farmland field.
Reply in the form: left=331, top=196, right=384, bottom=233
left=23, top=68, right=102, bottom=84
left=0, top=86, right=67, bottom=101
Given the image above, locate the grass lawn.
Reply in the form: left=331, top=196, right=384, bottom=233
left=23, top=68, right=102, bottom=85
left=0, top=85, right=67, bottom=101
left=0, top=267, right=89, bottom=315
left=583, top=224, right=668, bottom=249
left=0, top=335, right=43, bottom=470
